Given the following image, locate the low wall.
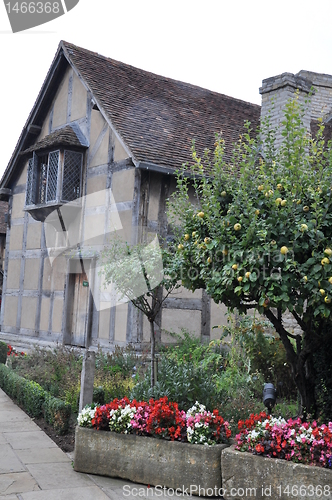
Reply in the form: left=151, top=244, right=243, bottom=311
left=221, top=446, right=332, bottom=500
left=74, top=427, right=228, bottom=493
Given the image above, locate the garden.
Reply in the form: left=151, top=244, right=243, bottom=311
left=0, top=96, right=332, bottom=497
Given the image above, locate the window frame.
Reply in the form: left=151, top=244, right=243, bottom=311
left=25, top=148, right=83, bottom=209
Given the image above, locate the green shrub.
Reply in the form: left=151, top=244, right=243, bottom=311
left=43, top=394, right=71, bottom=435
left=0, top=342, right=7, bottom=364
left=0, top=364, right=45, bottom=417
left=0, top=364, right=71, bottom=433
left=131, top=355, right=223, bottom=411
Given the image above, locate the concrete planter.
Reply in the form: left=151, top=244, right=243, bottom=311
left=221, top=446, right=332, bottom=500
left=74, top=426, right=229, bottom=494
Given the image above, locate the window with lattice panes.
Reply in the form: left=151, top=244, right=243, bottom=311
left=25, top=149, right=83, bottom=207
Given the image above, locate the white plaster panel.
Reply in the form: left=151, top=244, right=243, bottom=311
left=71, top=72, right=87, bottom=121
left=90, top=110, right=106, bottom=152
left=52, top=298, right=63, bottom=333
left=3, top=296, right=18, bottom=327
left=98, top=306, right=111, bottom=339
left=9, top=225, right=24, bottom=251
left=112, top=169, right=135, bottom=203
left=26, top=223, right=41, bottom=250
left=84, top=214, right=105, bottom=245
left=40, top=297, right=50, bottom=331
left=86, top=175, right=107, bottom=200
left=113, top=135, right=128, bottom=162
left=23, top=259, right=40, bottom=290
left=7, top=259, right=21, bottom=289
left=161, top=309, right=201, bottom=341
left=11, top=193, right=25, bottom=220
left=90, top=129, right=109, bottom=168
left=16, top=163, right=28, bottom=186
left=52, top=68, right=70, bottom=129
left=21, top=297, right=37, bottom=329
left=210, top=301, right=229, bottom=340
left=114, top=303, right=128, bottom=342
left=42, top=258, right=52, bottom=291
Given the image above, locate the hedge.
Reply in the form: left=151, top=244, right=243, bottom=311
left=0, top=364, right=71, bottom=435
left=0, top=341, right=7, bottom=364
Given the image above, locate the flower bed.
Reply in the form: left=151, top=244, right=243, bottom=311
left=236, top=412, right=332, bottom=468
left=74, top=398, right=231, bottom=492
left=220, top=412, right=332, bottom=500
left=77, top=397, right=231, bottom=445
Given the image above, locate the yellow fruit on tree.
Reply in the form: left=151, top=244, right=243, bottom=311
left=207, top=257, right=212, bottom=264
left=325, top=296, right=331, bottom=304
left=324, top=248, right=332, bottom=256
left=303, top=276, right=308, bottom=282
left=197, top=211, right=204, bottom=218
left=303, top=206, right=310, bottom=212
left=184, top=234, right=190, bottom=241
left=320, top=289, right=326, bottom=296
left=221, top=191, right=227, bottom=197
left=192, top=231, right=196, bottom=238
left=300, top=224, right=308, bottom=232
left=232, top=264, right=238, bottom=270
left=258, top=185, right=264, bottom=191
left=280, top=246, right=288, bottom=255
left=277, top=183, right=282, bottom=190
left=329, top=277, right=332, bottom=284
left=321, top=257, right=330, bottom=266
left=280, top=200, right=287, bottom=207
left=255, top=209, right=260, bottom=215
left=245, top=272, right=251, bottom=279
left=275, top=197, right=282, bottom=205
left=237, top=276, right=243, bottom=282
left=178, top=244, right=184, bottom=250
left=204, top=237, right=211, bottom=244
left=234, top=223, right=241, bottom=231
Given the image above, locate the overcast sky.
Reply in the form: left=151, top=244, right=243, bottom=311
left=1, top=0, right=332, bottom=178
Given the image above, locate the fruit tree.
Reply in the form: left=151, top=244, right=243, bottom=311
left=169, top=95, right=332, bottom=418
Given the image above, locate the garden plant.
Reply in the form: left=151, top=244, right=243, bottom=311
left=168, top=94, right=332, bottom=418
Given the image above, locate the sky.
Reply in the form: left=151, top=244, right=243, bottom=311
left=1, top=0, right=332, bottom=178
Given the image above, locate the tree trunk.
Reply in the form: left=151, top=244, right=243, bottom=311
left=150, top=319, right=155, bottom=388
left=264, top=309, right=317, bottom=418
left=294, top=352, right=317, bottom=419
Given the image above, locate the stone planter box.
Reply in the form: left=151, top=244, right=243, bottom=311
left=221, top=446, right=332, bottom=500
left=74, top=426, right=229, bottom=494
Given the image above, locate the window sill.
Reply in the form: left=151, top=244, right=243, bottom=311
left=24, top=200, right=81, bottom=223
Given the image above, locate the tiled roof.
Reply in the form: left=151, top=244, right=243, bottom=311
left=20, top=123, right=89, bottom=155
left=62, top=42, right=261, bottom=170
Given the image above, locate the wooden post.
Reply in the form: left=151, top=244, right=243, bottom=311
left=79, top=350, right=95, bottom=412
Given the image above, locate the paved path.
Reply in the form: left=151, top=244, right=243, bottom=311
left=0, top=388, right=187, bottom=499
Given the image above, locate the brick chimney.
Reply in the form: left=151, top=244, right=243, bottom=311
left=260, top=71, right=332, bottom=146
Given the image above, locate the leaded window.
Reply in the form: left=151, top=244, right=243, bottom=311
left=25, top=149, right=83, bottom=207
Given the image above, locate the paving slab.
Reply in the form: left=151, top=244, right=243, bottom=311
left=4, top=430, right=57, bottom=450
left=16, top=447, right=70, bottom=464
left=0, top=409, right=32, bottom=423
left=0, top=420, right=41, bottom=432
left=25, top=463, right=96, bottom=490
left=0, top=472, right=39, bottom=495
left=0, top=444, right=26, bottom=473
left=0, top=495, right=19, bottom=500
left=21, top=486, right=111, bottom=499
